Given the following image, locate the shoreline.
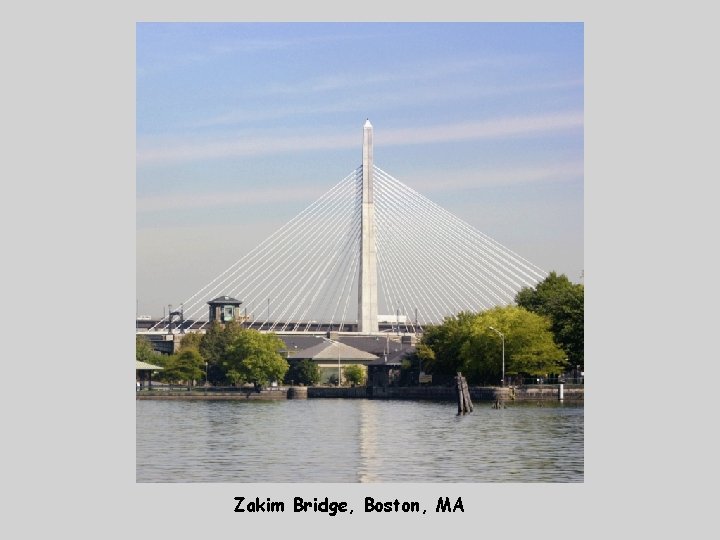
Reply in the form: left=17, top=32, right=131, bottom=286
left=136, top=384, right=584, bottom=402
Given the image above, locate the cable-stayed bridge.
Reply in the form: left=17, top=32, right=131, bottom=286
left=143, top=120, right=547, bottom=336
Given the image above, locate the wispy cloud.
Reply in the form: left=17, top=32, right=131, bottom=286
left=261, top=56, right=524, bottom=96
left=137, top=160, right=583, bottom=215
left=137, top=185, right=327, bottom=213
left=196, top=101, right=355, bottom=127
left=137, top=132, right=358, bottom=165
left=138, top=31, right=376, bottom=77
left=138, top=111, right=583, bottom=165
left=402, top=162, right=584, bottom=193
left=379, top=112, right=583, bottom=146
left=198, top=77, right=582, bottom=128
left=195, top=54, right=569, bottom=126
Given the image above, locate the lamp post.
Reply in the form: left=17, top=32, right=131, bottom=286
left=488, top=326, right=505, bottom=386
left=205, top=362, right=209, bottom=387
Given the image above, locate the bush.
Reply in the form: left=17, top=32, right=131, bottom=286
left=285, top=359, right=321, bottom=386
left=343, top=364, right=366, bottom=387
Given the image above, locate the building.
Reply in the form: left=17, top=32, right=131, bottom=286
left=207, top=295, right=243, bottom=323
left=288, top=339, right=379, bottom=384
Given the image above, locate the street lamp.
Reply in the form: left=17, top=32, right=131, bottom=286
left=317, top=336, right=341, bottom=386
left=205, top=361, right=209, bottom=387
left=488, top=326, right=505, bottom=386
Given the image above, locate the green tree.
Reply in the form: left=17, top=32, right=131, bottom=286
left=159, top=349, right=205, bottom=388
left=420, top=311, right=476, bottom=377
left=226, top=369, right=243, bottom=386
left=460, top=306, right=567, bottom=384
left=419, top=307, right=567, bottom=385
left=343, top=364, right=366, bottom=387
left=136, top=335, right=160, bottom=363
left=178, top=332, right=203, bottom=352
left=515, top=271, right=584, bottom=368
left=199, top=320, right=246, bottom=384
left=224, top=329, right=289, bottom=388
left=286, top=359, right=322, bottom=386
left=415, top=342, right=435, bottom=371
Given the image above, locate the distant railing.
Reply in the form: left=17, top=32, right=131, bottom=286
left=137, top=384, right=288, bottom=392
left=515, top=377, right=584, bottom=386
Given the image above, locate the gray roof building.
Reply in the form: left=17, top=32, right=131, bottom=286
left=289, top=341, right=378, bottom=363
left=207, top=295, right=243, bottom=305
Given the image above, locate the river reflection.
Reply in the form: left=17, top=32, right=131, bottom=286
left=136, top=399, right=583, bottom=483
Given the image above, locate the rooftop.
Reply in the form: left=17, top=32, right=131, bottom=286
left=207, top=295, right=243, bottom=305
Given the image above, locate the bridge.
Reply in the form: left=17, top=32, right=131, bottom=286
left=140, top=120, right=547, bottom=339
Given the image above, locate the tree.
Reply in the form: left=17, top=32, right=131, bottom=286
left=460, top=306, right=567, bottom=384
left=136, top=335, right=161, bottom=363
left=226, top=369, right=243, bottom=386
left=198, top=321, right=246, bottom=384
left=158, top=349, right=205, bottom=388
left=178, top=332, right=203, bottom=352
left=420, top=311, right=476, bottom=377
left=286, top=359, right=321, bottom=386
left=415, top=342, right=435, bottom=371
left=199, top=320, right=245, bottom=362
left=515, top=271, right=584, bottom=368
left=224, top=329, right=289, bottom=388
left=419, top=306, right=567, bottom=385
left=343, top=364, right=366, bottom=387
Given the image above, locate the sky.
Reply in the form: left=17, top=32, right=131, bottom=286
left=136, top=22, right=583, bottom=319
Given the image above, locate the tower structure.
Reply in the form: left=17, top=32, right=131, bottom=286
left=358, top=119, right=379, bottom=332
left=146, top=120, right=548, bottom=337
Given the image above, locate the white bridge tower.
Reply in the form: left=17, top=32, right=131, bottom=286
left=358, top=119, right=379, bottom=332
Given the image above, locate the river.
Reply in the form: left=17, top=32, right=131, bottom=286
left=136, top=398, right=583, bottom=482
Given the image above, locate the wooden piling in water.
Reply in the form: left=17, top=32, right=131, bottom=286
left=455, top=372, right=473, bottom=414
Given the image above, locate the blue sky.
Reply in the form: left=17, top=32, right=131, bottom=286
left=136, top=22, right=583, bottom=318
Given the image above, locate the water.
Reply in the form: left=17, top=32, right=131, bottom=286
left=136, top=399, right=583, bottom=483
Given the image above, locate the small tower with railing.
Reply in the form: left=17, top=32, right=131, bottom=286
left=207, top=295, right=243, bottom=323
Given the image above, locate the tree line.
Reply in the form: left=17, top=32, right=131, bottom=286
left=137, top=321, right=290, bottom=389
left=137, top=271, right=582, bottom=388
left=414, top=271, right=583, bottom=385
left=136, top=321, right=368, bottom=388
